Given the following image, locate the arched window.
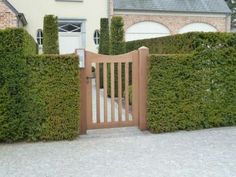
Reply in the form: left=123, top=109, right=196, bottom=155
left=36, top=29, right=43, bottom=45
left=93, top=30, right=100, bottom=45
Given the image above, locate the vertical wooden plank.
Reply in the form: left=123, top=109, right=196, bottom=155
left=103, top=62, right=108, bottom=123
left=111, top=62, right=115, bottom=122
left=125, top=62, right=129, bottom=122
left=96, top=63, right=100, bottom=124
left=80, top=67, right=87, bottom=134
left=138, top=47, right=149, bottom=130
left=118, top=62, right=122, bottom=122
left=86, top=52, right=93, bottom=129
left=132, top=51, right=139, bottom=125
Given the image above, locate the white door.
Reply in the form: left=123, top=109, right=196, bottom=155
left=126, top=21, right=171, bottom=42
left=59, top=33, right=81, bottom=54
left=58, top=21, right=82, bottom=54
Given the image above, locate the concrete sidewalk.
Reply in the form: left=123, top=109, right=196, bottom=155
left=0, top=127, right=236, bottom=177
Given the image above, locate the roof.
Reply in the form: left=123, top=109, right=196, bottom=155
left=114, top=0, right=232, bottom=14
left=2, top=0, right=27, bottom=26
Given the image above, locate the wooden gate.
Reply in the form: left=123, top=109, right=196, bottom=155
left=79, top=47, right=149, bottom=134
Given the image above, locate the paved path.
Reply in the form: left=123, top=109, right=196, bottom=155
left=0, top=127, right=236, bottom=177
left=92, top=80, right=132, bottom=123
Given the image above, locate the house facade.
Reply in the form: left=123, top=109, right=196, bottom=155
left=0, top=0, right=232, bottom=53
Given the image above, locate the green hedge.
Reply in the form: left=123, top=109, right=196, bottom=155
left=0, top=28, right=37, bottom=142
left=43, top=15, right=59, bottom=54
left=126, top=32, right=236, bottom=54
left=27, top=55, right=80, bottom=141
left=0, top=29, right=80, bottom=142
left=108, top=16, right=126, bottom=97
left=99, top=18, right=110, bottom=88
left=148, top=47, right=236, bottom=133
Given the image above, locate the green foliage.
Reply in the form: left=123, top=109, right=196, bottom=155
left=110, top=16, right=125, bottom=55
left=148, top=48, right=236, bottom=133
left=108, top=16, right=126, bottom=96
left=126, top=32, right=236, bottom=54
left=0, top=28, right=37, bottom=142
left=226, top=0, right=236, bottom=27
left=43, top=15, right=59, bottom=54
left=99, top=18, right=110, bottom=55
left=99, top=18, right=110, bottom=88
left=0, top=29, right=80, bottom=142
left=27, top=55, right=80, bottom=141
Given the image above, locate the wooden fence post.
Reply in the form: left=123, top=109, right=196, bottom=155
left=79, top=50, right=88, bottom=135
left=138, top=46, right=149, bottom=131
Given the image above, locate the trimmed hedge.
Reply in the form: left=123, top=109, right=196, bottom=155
left=109, top=16, right=126, bottom=97
left=0, top=29, right=80, bottom=142
left=99, top=18, right=110, bottom=88
left=126, top=32, right=236, bottom=54
left=99, top=18, right=110, bottom=55
left=148, top=47, right=236, bottom=133
left=43, top=15, right=59, bottom=54
left=27, top=55, right=80, bottom=140
left=0, top=28, right=37, bottom=142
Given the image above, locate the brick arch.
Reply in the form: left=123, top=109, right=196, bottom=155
left=121, top=15, right=174, bottom=34
left=126, top=20, right=172, bottom=34
left=118, top=14, right=227, bottom=35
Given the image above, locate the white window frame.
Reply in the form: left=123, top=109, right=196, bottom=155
left=93, top=30, right=100, bottom=45
left=36, top=29, right=43, bottom=46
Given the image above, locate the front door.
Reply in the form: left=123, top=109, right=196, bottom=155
left=58, top=21, right=82, bottom=54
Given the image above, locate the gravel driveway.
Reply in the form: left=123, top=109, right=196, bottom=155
left=0, top=127, right=236, bottom=177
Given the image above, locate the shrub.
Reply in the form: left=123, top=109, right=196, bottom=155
left=99, top=18, right=110, bottom=88
left=99, top=18, right=110, bottom=55
left=109, top=16, right=126, bottom=97
left=43, top=15, right=59, bottom=54
left=126, top=32, right=236, bottom=54
left=0, top=28, right=37, bottom=142
left=27, top=55, right=80, bottom=141
left=147, top=48, right=236, bottom=133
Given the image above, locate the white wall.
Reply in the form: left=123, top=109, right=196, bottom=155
left=8, top=0, right=108, bottom=52
left=125, top=21, right=171, bottom=41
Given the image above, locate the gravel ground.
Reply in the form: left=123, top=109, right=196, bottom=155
left=0, top=127, right=236, bottom=177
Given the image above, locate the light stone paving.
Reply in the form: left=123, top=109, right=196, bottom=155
left=0, top=127, right=236, bottom=177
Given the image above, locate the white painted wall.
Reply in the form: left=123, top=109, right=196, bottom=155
left=8, top=0, right=108, bottom=52
left=125, top=21, right=171, bottom=41
left=179, top=23, right=217, bottom=34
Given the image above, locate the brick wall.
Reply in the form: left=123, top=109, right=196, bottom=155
left=116, top=13, right=230, bottom=34
left=0, top=1, right=18, bottom=29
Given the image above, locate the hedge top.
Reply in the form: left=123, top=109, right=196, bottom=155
left=126, top=32, right=236, bottom=54
left=0, top=28, right=37, bottom=56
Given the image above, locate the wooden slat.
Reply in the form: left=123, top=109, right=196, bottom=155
left=111, top=63, right=115, bottom=122
left=103, top=62, right=108, bottom=123
left=125, top=62, right=129, bottom=121
left=96, top=63, right=100, bottom=123
left=118, top=62, right=122, bottom=122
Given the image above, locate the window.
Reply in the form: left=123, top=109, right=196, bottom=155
left=59, top=22, right=81, bottom=32
left=36, top=29, right=43, bottom=45
left=93, top=30, right=100, bottom=45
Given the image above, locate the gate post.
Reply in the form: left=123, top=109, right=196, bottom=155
left=138, top=47, right=149, bottom=131
left=79, top=50, right=88, bottom=135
